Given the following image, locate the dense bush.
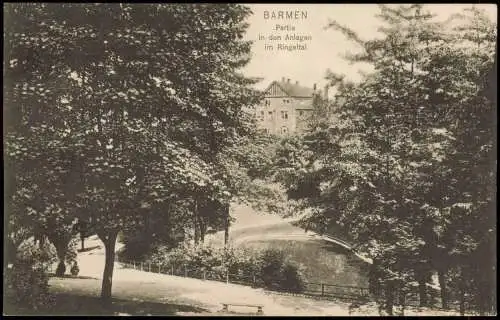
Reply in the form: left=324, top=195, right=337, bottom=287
left=66, top=238, right=78, bottom=265
left=53, top=237, right=79, bottom=277
left=257, top=248, right=305, bottom=293
left=149, top=244, right=305, bottom=293
left=70, top=262, right=80, bottom=276
left=117, top=223, right=186, bottom=263
left=258, top=248, right=286, bottom=290
left=5, top=242, right=57, bottom=311
left=150, top=242, right=254, bottom=277
left=280, top=260, right=306, bottom=293
left=117, top=235, right=153, bottom=262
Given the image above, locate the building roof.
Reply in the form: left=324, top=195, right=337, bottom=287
left=268, top=80, right=315, bottom=98
left=294, top=99, right=314, bottom=109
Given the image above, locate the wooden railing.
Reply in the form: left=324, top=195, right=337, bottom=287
left=116, top=258, right=371, bottom=302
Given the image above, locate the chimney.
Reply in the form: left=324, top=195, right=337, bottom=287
left=323, top=84, right=329, bottom=100
left=287, top=78, right=290, bottom=83
left=281, top=77, right=285, bottom=82
left=295, top=81, right=299, bottom=85
left=313, top=83, right=317, bottom=91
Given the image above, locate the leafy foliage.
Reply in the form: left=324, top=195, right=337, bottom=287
left=149, top=244, right=305, bottom=293
left=4, top=3, right=261, bottom=302
left=273, top=4, right=496, bottom=315
left=256, top=248, right=306, bottom=293
left=5, top=243, right=57, bottom=311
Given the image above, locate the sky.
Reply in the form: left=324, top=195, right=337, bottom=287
left=242, top=4, right=497, bottom=93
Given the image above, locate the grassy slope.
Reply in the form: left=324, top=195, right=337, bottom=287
left=243, top=239, right=369, bottom=288
left=206, top=203, right=370, bottom=288
left=5, top=232, right=469, bottom=316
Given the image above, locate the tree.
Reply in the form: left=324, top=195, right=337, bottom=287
left=203, top=131, right=286, bottom=246
left=75, top=220, right=92, bottom=251
left=4, top=3, right=259, bottom=305
left=272, top=4, right=496, bottom=315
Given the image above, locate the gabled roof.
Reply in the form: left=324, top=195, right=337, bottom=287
left=265, top=80, right=315, bottom=98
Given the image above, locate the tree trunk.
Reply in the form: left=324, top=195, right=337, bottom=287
left=36, top=233, right=46, bottom=249
left=55, top=260, right=66, bottom=276
left=48, top=234, right=71, bottom=277
left=418, top=279, right=427, bottom=307
left=459, top=273, right=466, bottom=316
left=437, top=269, right=448, bottom=309
left=385, top=281, right=394, bottom=316
left=80, top=233, right=85, bottom=251
left=193, top=200, right=199, bottom=245
left=459, top=287, right=465, bottom=316
left=144, top=212, right=153, bottom=246
left=369, top=261, right=381, bottom=297
left=98, top=230, right=118, bottom=306
left=477, top=259, right=495, bottom=315
left=224, top=204, right=230, bottom=246
left=200, top=217, right=206, bottom=244
left=194, top=219, right=199, bottom=245
left=399, top=291, right=406, bottom=316
left=6, top=237, right=17, bottom=268
left=477, top=280, right=488, bottom=316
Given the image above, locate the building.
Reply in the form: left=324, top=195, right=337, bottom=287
left=255, top=77, right=327, bottom=136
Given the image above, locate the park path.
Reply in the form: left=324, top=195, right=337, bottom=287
left=51, top=239, right=462, bottom=316
left=53, top=205, right=456, bottom=316
left=61, top=235, right=353, bottom=316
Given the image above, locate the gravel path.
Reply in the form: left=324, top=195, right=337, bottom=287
left=53, top=232, right=465, bottom=316
left=60, top=235, right=353, bottom=316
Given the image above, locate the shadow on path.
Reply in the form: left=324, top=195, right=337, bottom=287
left=5, top=292, right=210, bottom=316
left=48, top=274, right=99, bottom=280
left=77, top=245, right=102, bottom=253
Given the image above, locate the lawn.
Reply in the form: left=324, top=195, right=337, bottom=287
left=4, top=272, right=467, bottom=317
left=241, top=238, right=370, bottom=288
left=206, top=204, right=371, bottom=290
left=4, top=290, right=208, bottom=316
left=3, top=206, right=468, bottom=317
left=4, top=232, right=469, bottom=317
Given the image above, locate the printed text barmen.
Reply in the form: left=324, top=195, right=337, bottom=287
left=264, top=11, right=308, bottom=20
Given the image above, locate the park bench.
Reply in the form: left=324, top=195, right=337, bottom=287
left=221, top=302, right=264, bottom=315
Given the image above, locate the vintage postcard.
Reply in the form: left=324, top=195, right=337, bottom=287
left=3, top=3, right=497, bottom=316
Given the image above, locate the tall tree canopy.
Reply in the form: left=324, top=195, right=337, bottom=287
left=4, top=3, right=260, bottom=303
left=273, top=4, right=496, bottom=315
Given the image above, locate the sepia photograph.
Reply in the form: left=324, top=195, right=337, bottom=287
left=3, top=3, right=497, bottom=316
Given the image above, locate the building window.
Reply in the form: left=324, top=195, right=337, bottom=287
left=281, top=111, right=288, bottom=120
left=281, top=127, right=288, bottom=134
left=259, top=111, right=264, bottom=120
left=264, top=99, right=270, bottom=106
left=299, top=110, right=304, bottom=116
left=268, top=111, right=273, bottom=120
left=264, top=128, right=269, bottom=134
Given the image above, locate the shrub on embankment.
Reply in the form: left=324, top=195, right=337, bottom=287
left=5, top=242, right=57, bottom=312
left=144, top=244, right=306, bottom=293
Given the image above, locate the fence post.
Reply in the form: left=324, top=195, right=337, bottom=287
left=171, top=265, right=174, bottom=276
left=158, top=265, right=161, bottom=274
left=203, top=271, right=206, bottom=280
left=149, top=262, right=151, bottom=272
left=226, top=269, right=229, bottom=284
left=321, top=284, right=325, bottom=296
left=253, top=274, right=256, bottom=287
left=184, top=265, right=187, bottom=278
left=133, top=261, right=135, bottom=269
left=140, top=262, right=143, bottom=271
